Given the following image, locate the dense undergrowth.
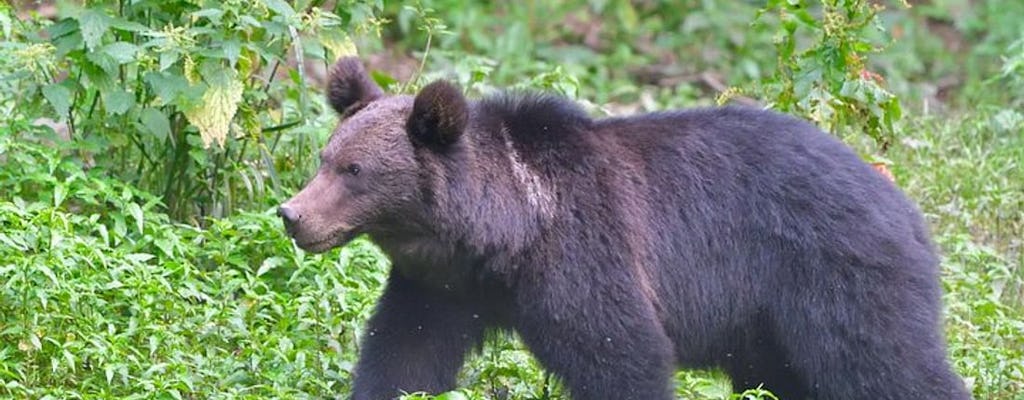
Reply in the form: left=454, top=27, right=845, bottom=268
left=1, top=0, right=1022, bottom=399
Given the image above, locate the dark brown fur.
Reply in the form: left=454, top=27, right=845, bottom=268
left=279, top=57, right=971, bottom=400
left=328, top=57, right=384, bottom=117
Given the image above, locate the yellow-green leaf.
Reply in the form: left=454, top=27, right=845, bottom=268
left=184, top=74, right=244, bottom=148
left=321, top=30, right=358, bottom=60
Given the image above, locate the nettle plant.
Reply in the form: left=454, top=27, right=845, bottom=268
left=723, top=0, right=904, bottom=152
left=8, top=0, right=385, bottom=221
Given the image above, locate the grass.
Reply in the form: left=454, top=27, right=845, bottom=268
left=890, top=111, right=1024, bottom=398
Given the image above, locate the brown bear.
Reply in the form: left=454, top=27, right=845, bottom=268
left=278, top=57, right=970, bottom=400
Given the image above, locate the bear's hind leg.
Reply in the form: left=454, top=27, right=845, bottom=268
left=726, top=336, right=808, bottom=400
left=771, top=283, right=970, bottom=400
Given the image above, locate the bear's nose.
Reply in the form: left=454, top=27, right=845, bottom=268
left=278, top=205, right=300, bottom=231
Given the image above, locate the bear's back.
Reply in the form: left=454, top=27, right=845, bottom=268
left=592, top=105, right=917, bottom=238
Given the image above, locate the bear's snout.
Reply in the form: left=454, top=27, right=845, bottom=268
left=277, top=205, right=301, bottom=236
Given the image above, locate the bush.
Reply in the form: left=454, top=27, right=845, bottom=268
left=723, top=0, right=903, bottom=151
left=3, top=1, right=384, bottom=221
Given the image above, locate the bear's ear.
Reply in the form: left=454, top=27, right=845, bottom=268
left=407, top=80, right=468, bottom=147
left=327, top=57, right=383, bottom=115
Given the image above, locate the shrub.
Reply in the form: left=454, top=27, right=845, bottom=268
left=3, top=0, right=384, bottom=221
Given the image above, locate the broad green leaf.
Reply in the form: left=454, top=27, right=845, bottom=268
left=101, top=41, right=139, bottom=64
left=262, top=0, right=297, bottom=18
left=78, top=9, right=110, bottom=51
left=108, top=16, right=148, bottom=32
left=41, top=84, right=72, bottom=117
left=49, top=19, right=83, bottom=56
left=144, top=72, right=189, bottom=104
left=159, top=50, right=180, bottom=71
left=86, top=51, right=119, bottom=76
left=102, top=89, right=134, bottom=116
left=222, top=39, right=241, bottom=66
left=192, top=8, right=224, bottom=22
left=139, top=108, right=171, bottom=141
left=239, top=15, right=262, bottom=28
left=46, top=17, right=79, bottom=39
left=81, top=59, right=114, bottom=89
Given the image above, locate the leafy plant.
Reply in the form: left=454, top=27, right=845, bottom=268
left=723, top=0, right=904, bottom=151
left=0, top=132, right=388, bottom=398
left=4, top=0, right=384, bottom=221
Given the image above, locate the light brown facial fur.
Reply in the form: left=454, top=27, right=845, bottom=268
left=279, top=57, right=469, bottom=253
left=280, top=96, right=419, bottom=253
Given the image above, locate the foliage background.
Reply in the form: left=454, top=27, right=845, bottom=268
left=1, top=0, right=1022, bottom=399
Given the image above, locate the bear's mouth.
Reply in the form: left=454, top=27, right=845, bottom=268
left=293, top=229, right=359, bottom=253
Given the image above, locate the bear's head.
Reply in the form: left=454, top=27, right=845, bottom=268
left=278, top=57, right=468, bottom=253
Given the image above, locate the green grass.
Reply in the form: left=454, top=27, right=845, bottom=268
left=890, top=111, right=1024, bottom=398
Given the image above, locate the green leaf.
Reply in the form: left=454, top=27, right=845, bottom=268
left=139, top=108, right=171, bottom=141
left=38, top=265, right=59, bottom=286
left=222, top=39, right=241, bottom=66
left=192, top=8, right=224, bottom=22
left=159, top=50, right=180, bottom=71
left=49, top=19, right=84, bottom=56
left=239, top=15, right=262, bottom=28
left=47, top=17, right=79, bottom=39
left=257, top=256, right=285, bottom=277
left=262, top=0, right=297, bottom=18
left=82, top=59, right=114, bottom=89
left=29, top=333, right=43, bottom=350
left=86, top=51, right=120, bottom=76
left=54, top=183, right=66, bottom=207
left=108, top=16, right=148, bottom=32
left=102, top=89, right=135, bottom=116
left=78, top=9, right=110, bottom=51
left=42, top=84, right=73, bottom=117
left=144, top=72, right=188, bottom=104
left=371, top=70, right=398, bottom=89
left=126, top=253, right=155, bottom=263
left=126, top=202, right=144, bottom=233
left=101, top=41, right=139, bottom=64
left=435, top=391, right=470, bottom=400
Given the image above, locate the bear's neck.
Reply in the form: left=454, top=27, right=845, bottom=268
left=432, top=121, right=558, bottom=263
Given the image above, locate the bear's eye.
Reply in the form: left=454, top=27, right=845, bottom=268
left=346, top=163, right=361, bottom=176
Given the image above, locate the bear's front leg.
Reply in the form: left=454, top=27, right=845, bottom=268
left=513, top=276, right=676, bottom=400
left=350, top=272, right=487, bottom=400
